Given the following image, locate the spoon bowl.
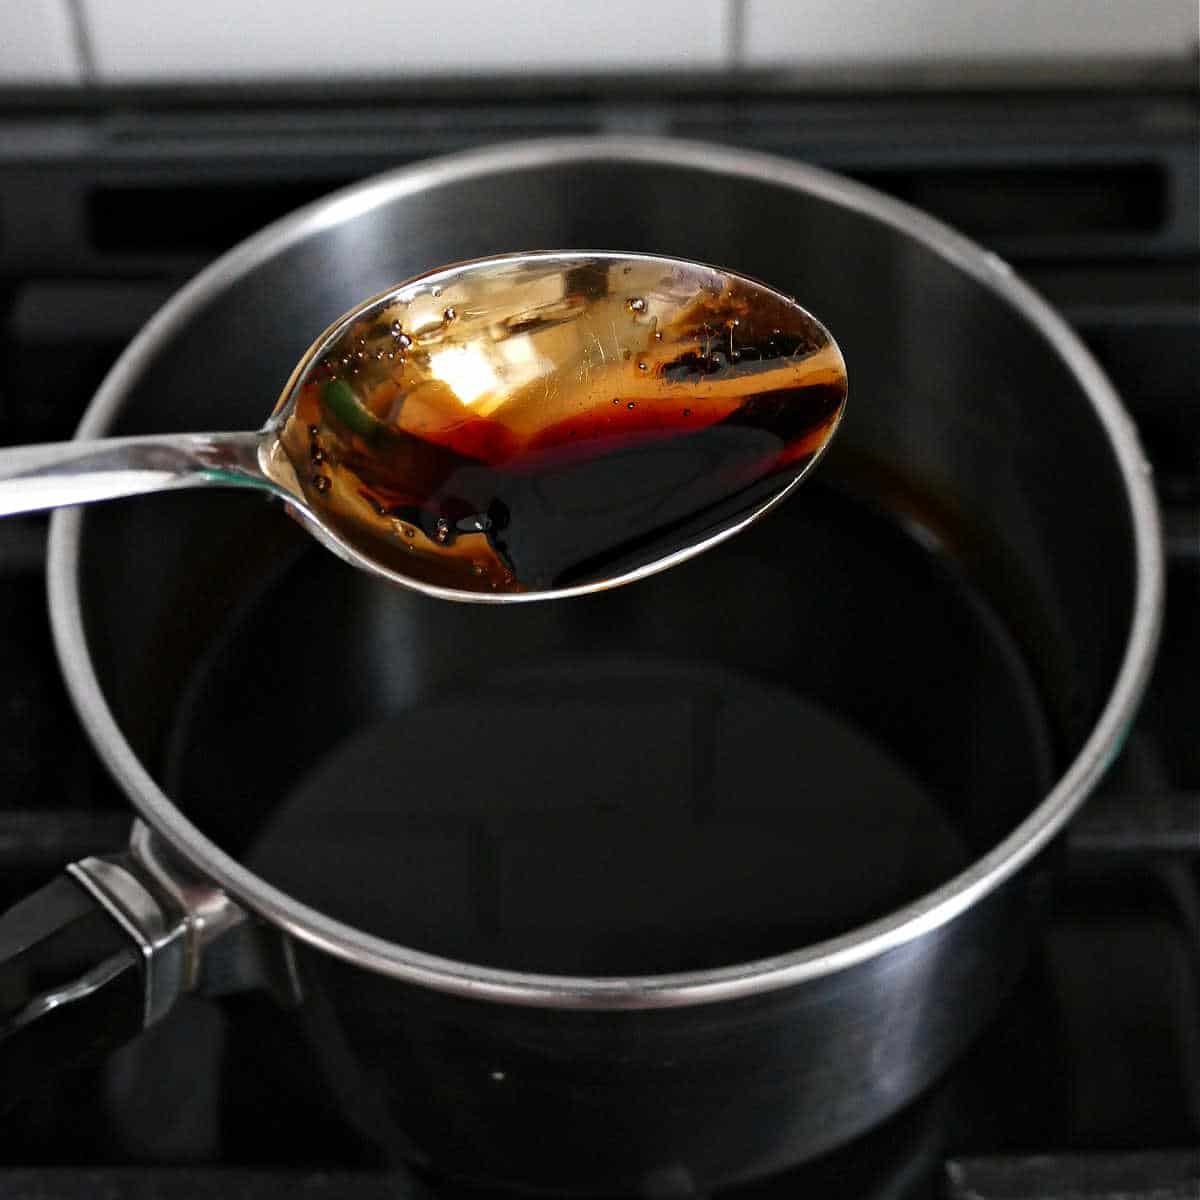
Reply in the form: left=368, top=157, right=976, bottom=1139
left=0, top=252, right=846, bottom=603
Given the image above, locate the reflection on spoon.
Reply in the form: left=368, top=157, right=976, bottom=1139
left=0, top=252, right=847, bottom=604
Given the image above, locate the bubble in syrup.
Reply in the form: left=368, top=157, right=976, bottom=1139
left=355, top=350, right=366, bottom=361
left=307, top=424, right=319, bottom=437
left=404, top=525, right=415, bottom=537
left=432, top=286, right=442, bottom=298
left=443, top=307, right=457, bottom=323
left=627, top=402, right=636, bottom=410
left=683, top=408, right=691, bottom=417
left=340, top=356, right=351, bottom=366
left=386, top=350, right=395, bottom=360
left=626, top=297, right=647, bottom=314
left=310, top=445, right=325, bottom=465
left=435, top=517, right=449, bottom=544
left=653, top=330, right=663, bottom=341
left=622, top=266, right=632, bottom=275
left=312, top=474, right=331, bottom=494
left=612, top=397, right=620, bottom=405
left=471, top=562, right=485, bottom=576
left=374, top=349, right=385, bottom=360
left=396, top=331, right=413, bottom=350
left=636, top=359, right=648, bottom=371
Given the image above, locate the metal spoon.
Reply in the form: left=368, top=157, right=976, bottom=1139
left=0, top=252, right=846, bottom=602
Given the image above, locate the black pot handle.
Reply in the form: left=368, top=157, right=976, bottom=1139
left=0, top=824, right=301, bottom=1094
left=0, top=852, right=188, bottom=1092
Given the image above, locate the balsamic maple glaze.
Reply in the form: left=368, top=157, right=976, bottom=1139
left=269, top=255, right=846, bottom=593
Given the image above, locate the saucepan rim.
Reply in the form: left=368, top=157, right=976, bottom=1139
left=46, top=137, right=1164, bottom=1010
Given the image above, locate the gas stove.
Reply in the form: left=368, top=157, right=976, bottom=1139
left=0, top=86, right=1196, bottom=1198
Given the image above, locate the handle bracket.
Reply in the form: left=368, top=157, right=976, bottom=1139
left=67, top=855, right=188, bottom=1028
left=1, top=822, right=300, bottom=1093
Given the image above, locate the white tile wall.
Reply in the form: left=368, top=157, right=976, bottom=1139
left=5, top=1, right=1194, bottom=87
left=0, top=0, right=82, bottom=83
left=79, top=0, right=730, bottom=82
left=742, top=0, right=1199, bottom=66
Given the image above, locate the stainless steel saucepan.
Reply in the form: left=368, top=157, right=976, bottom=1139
left=0, top=139, right=1161, bottom=1194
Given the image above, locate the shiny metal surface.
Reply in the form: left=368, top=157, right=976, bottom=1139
left=0, top=851, right=181, bottom=1092
left=68, top=856, right=189, bottom=1027
left=0, top=431, right=269, bottom=516
left=35, top=139, right=1164, bottom=1188
left=48, top=138, right=1161, bottom=1005
left=0, top=874, right=141, bottom=1048
left=5, top=954, right=130, bottom=1033
left=129, top=822, right=303, bottom=1005
left=0, top=832, right=297, bottom=1091
left=268, top=251, right=844, bottom=600
left=0, top=251, right=843, bottom=605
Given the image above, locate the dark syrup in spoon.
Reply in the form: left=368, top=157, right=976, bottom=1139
left=274, top=257, right=846, bottom=594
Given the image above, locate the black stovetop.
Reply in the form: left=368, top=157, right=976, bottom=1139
left=0, top=87, right=1196, bottom=1198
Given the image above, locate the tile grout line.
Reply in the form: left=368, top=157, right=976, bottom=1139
left=727, top=0, right=747, bottom=68
left=62, top=0, right=97, bottom=85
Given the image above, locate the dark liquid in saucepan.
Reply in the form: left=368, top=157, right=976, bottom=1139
left=167, top=487, right=1054, bottom=976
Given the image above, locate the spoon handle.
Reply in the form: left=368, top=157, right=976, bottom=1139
left=0, top=431, right=272, bottom=518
